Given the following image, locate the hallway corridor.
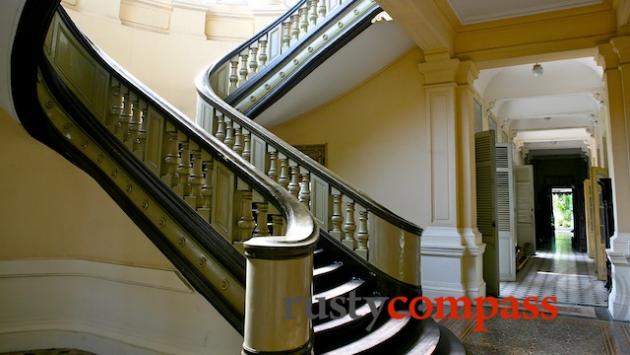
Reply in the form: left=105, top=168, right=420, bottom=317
left=500, top=232, right=609, bottom=307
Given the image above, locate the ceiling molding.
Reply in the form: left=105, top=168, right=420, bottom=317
left=431, top=0, right=616, bottom=67
left=447, top=0, right=603, bottom=25
left=376, top=0, right=455, bottom=52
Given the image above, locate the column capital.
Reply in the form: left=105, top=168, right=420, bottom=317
left=596, top=43, right=619, bottom=71
left=612, top=36, right=630, bottom=65
left=418, top=52, right=478, bottom=86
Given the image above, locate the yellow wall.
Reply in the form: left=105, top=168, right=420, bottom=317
left=64, top=4, right=262, bottom=119
left=0, top=109, right=171, bottom=269
left=271, top=49, right=430, bottom=225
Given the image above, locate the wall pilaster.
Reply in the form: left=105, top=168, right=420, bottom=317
left=597, top=40, right=630, bottom=321
left=418, top=52, right=485, bottom=298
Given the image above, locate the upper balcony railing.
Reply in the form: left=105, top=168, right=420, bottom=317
left=198, top=0, right=422, bottom=286
left=211, top=0, right=354, bottom=101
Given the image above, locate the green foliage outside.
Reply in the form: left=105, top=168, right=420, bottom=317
left=553, top=193, right=574, bottom=229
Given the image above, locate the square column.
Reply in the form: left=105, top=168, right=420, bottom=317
left=418, top=52, right=486, bottom=298
left=598, top=40, right=630, bottom=321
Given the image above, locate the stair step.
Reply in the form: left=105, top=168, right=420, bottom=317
left=432, top=324, right=466, bottom=355
left=314, top=261, right=343, bottom=278
left=313, top=247, right=330, bottom=267
left=321, top=317, right=411, bottom=355
left=314, top=299, right=382, bottom=334
left=403, top=320, right=441, bottom=354
left=313, top=279, right=365, bottom=304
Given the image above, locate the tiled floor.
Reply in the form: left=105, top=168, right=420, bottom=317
left=440, top=312, right=630, bottom=354
left=500, top=231, right=609, bottom=307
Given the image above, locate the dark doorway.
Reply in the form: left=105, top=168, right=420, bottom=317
left=530, top=156, right=588, bottom=252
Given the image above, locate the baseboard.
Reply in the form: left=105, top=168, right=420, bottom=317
left=0, top=258, right=242, bottom=354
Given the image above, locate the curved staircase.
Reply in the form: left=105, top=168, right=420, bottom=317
left=10, top=0, right=465, bottom=353
left=197, top=0, right=466, bottom=353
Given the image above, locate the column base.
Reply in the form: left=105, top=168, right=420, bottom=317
left=606, top=232, right=630, bottom=321
left=421, top=226, right=486, bottom=299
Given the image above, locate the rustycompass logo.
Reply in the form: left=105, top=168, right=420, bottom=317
left=285, top=293, right=558, bottom=332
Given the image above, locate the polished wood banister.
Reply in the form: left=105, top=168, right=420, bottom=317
left=198, top=74, right=422, bottom=236
left=54, top=8, right=319, bottom=258
left=198, top=0, right=421, bottom=288
left=13, top=2, right=319, bottom=352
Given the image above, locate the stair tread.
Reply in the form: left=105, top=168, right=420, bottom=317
left=314, top=261, right=343, bottom=277
left=314, top=299, right=382, bottom=333
left=313, top=279, right=364, bottom=303
left=321, top=317, right=411, bottom=355
left=433, top=324, right=466, bottom=355
left=405, top=320, right=441, bottom=354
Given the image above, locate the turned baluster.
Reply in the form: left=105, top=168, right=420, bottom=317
left=298, top=172, right=311, bottom=208
left=272, top=215, right=285, bottom=236
left=330, top=194, right=343, bottom=240
left=278, top=157, right=289, bottom=189
left=117, top=89, right=132, bottom=141
left=107, top=81, right=123, bottom=129
left=224, top=118, right=235, bottom=149
left=186, top=146, right=204, bottom=209
left=176, top=136, right=191, bottom=197
left=198, top=155, right=213, bottom=222
left=281, top=20, right=292, bottom=51
left=215, top=112, right=226, bottom=142
left=242, top=131, right=252, bottom=162
left=253, top=202, right=270, bottom=237
left=267, top=151, right=278, bottom=181
left=309, top=0, right=318, bottom=25
left=287, top=166, right=300, bottom=198
left=228, top=57, right=239, bottom=93
left=318, top=0, right=327, bottom=19
left=249, top=44, right=259, bottom=75
left=162, top=128, right=179, bottom=188
left=133, top=101, right=148, bottom=161
left=239, top=50, right=249, bottom=84
left=299, top=7, right=309, bottom=35
left=232, top=125, right=243, bottom=156
left=342, top=201, right=357, bottom=250
left=258, top=35, right=268, bottom=68
left=126, top=94, right=140, bottom=149
left=237, top=191, right=256, bottom=242
left=355, top=210, right=369, bottom=259
left=290, top=13, right=300, bottom=41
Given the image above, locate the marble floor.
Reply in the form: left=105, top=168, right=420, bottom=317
left=500, top=232, right=609, bottom=307
left=440, top=312, right=630, bottom=354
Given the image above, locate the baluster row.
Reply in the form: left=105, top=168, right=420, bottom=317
left=204, top=104, right=370, bottom=259
left=226, top=0, right=334, bottom=95
left=329, top=192, right=369, bottom=259
left=105, top=80, right=285, bottom=250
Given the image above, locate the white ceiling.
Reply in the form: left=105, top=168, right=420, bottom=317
left=448, top=0, right=602, bottom=25
left=256, top=20, right=414, bottom=127
left=478, top=57, right=602, bottom=132
left=478, top=57, right=603, bottom=158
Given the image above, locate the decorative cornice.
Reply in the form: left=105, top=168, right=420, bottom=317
left=611, top=35, right=630, bottom=64
left=418, top=52, right=478, bottom=86
left=597, top=43, right=618, bottom=70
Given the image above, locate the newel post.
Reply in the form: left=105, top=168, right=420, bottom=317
left=242, top=234, right=316, bottom=354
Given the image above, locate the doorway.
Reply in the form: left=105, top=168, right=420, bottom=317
left=551, top=187, right=574, bottom=251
